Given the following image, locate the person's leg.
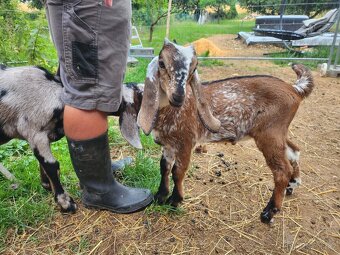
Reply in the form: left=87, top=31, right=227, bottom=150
left=46, top=0, right=153, bottom=213
left=63, top=106, right=107, bottom=140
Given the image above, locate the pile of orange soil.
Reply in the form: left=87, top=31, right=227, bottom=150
left=190, top=38, right=230, bottom=57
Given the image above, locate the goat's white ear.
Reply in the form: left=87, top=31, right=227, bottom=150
left=190, top=71, right=221, bottom=133
left=137, top=58, right=160, bottom=135
left=119, top=108, right=143, bottom=149
left=164, top=38, right=171, bottom=45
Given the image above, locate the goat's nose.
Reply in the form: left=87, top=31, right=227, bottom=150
left=172, top=93, right=185, bottom=105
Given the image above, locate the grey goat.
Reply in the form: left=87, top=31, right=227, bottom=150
left=0, top=65, right=143, bottom=212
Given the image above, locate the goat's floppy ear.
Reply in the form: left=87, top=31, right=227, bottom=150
left=137, top=57, right=160, bottom=135
left=119, top=105, right=143, bottom=149
left=190, top=71, right=221, bottom=133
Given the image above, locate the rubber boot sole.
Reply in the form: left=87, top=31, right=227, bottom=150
left=82, top=194, right=154, bottom=214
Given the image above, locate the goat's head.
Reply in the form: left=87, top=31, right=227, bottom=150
left=114, top=83, right=144, bottom=149
left=138, top=39, right=221, bottom=135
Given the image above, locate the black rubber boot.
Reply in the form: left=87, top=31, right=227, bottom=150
left=67, top=132, right=153, bottom=213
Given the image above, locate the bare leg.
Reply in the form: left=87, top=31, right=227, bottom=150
left=63, top=106, right=108, bottom=140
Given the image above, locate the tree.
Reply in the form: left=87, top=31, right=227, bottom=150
left=200, top=0, right=238, bottom=21
left=143, top=0, right=168, bottom=42
left=20, top=0, right=44, bottom=9
left=132, top=0, right=198, bottom=42
left=238, top=0, right=338, bottom=18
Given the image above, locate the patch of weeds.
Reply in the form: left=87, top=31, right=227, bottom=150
left=0, top=137, right=78, bottom=247
left=124, top=58, right=149, bottom=83
left=107, top=117, right=127, bottom=146
left=140, top=133, right=160, bottom=151
left=0, top=140, right=31, bottom=161
left=198, top=51, right=225, bottom=67
left=120, top=150, right=160, bottom=193
left=271, top=46, right=332, bottom=69
left=77, top=236, right=91, bottom=253
left=200, top=59, right=225, bottom=67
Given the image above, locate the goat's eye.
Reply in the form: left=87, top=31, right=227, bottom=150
left=159, top=60, right=165, bottom=69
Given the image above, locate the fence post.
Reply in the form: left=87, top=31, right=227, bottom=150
left=166, top=0, right=172, bottom=39
left=327, top=4, right=340, bottom=71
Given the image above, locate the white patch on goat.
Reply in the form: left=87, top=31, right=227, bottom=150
left=171, top=43, right=194, bottom=87
left=57, top=193, right=73, bottom=210
left=223, top=92, right=238, bottom=100
left=293, top=76, right=309, bottom=94
left=286, top=177, right=302, bottom=195
left=286, top=146, right=300, bottom=162
left=136, top=83, right=144, bottom=91
left=122, top=86, right=134, bottom=104
left=169, top=124, right=177, bottom=133
left=172, top=44, right=194, bottom=67
left=289, top=177, right=302, bottom=187
left=147, top=56, right=159, bottom=82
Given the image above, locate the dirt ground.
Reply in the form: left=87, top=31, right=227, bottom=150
left=5, top=35, right=340, bottom=254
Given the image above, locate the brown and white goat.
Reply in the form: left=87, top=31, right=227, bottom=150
left=0, top=65, right=144, bottom=212
left=138, top=40, right=314, bottom=223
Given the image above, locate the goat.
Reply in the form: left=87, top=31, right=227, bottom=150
left=138, top=40, right=314, bottom=223
left=0, top=65, right=144, bottom=213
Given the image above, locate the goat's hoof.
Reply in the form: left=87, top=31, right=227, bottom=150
left=154, top=192, right=168, bottom=204
left=61, top=202, right=77, bottom=213
left=286, top=178, right=301, bottom=196
left=57, top=194, right=77, bottom=213
left=166, top=195, right=182, bottom=207
left=286, top=187, right=293, bottom=196
left=260, top=208, right=279, bottom=224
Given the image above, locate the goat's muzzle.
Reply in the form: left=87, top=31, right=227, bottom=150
left=170, top=93, right=185, bottom=107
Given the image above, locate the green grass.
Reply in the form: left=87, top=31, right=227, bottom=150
left=0, top=137, right=77, bottom=250
left=270, top=46, right=332, bottom=69
left=138, top=19, right=255, bottom=54
left=125, top=58, right=150, bottom=83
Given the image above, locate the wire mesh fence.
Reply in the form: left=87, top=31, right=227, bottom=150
left=0, top=2, right=339, bottom=74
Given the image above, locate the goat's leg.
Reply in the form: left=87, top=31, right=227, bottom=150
left=256, top=136, right=292, bottom=223
left=155, top=147, right=175, bottom=204
left=30, top=136, right=77, bottom=213
left=39, top=164, right=52, bottom=191
left=285, top=139, right=301, bottom=195
left=166, top=146, right=192, bottom=207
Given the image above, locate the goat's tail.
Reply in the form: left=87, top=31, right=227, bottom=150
left=291, top=63, right=314, bottom=98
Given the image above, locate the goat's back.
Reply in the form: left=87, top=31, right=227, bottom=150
left=201, top=75, right=302, bottom=142
left=0, top=66, right=64, bottom=143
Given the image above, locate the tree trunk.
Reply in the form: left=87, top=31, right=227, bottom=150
left=149, top=24, right=154, bottom=42
left=148, top=11, right=168, bottom=42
